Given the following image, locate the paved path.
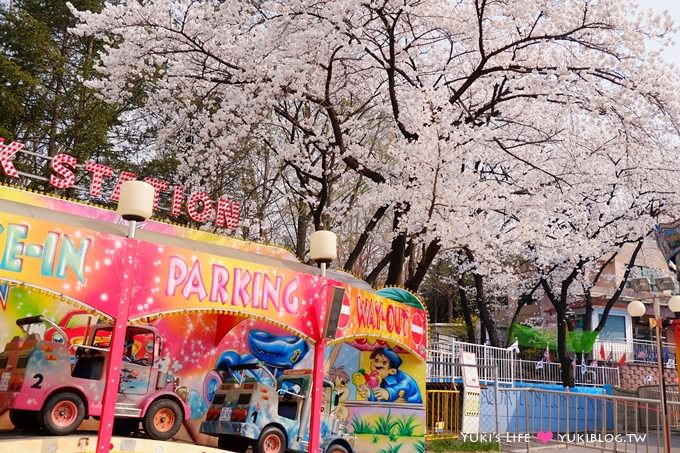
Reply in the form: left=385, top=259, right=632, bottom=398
left=501, top=433, right=680, bottom=453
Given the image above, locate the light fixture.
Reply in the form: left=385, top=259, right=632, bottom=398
left=310, top=230, right=337, bottom=277
left=656, top=277, right=677, bottom=292
left=631, top=277, right=652, bottom=293
left=668, top=295, right=680, bottom=314
left=627, top=300, right=646, bottom=318
left=117, top=180, right=155, bottom=238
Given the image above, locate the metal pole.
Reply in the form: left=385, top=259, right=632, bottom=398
left=127, top=219, right=137, bottom=239
left=494, top=365, right=500, bottom=434
left=674, top=320, right=680, bottom=386
left=308, top=338, right=327, bottom=453
left=653, top=298, right=671, bottom=453
left=96, top=218, right=140, bottom=453
left=511, top=349, right=515, bottom=388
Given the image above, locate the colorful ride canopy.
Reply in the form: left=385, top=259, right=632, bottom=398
left=0, top=188, right=428, bottom=349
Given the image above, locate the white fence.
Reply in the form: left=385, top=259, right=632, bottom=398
left=428, top=338, right=515, bottom=383
left=593, top=338, right=676, bottom=365
left=428, top=338, right=621, bottom=387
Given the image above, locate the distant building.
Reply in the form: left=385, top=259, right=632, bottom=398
left=503, top=241, right=679, bottom=360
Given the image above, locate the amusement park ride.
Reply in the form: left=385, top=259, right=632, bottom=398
left=0, top=316, right=188, bottom=439
left=0, top=181, right=428, bottom=453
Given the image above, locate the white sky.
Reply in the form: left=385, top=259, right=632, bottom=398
left=645, top=0, right=680, bottom=65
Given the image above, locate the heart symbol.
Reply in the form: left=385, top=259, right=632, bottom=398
left=536, top=431, right=553, bottom=444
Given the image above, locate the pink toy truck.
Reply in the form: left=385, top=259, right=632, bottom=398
left=44, top=310, right=102, bottom=345
left=0, top=315, right=189, bottom=440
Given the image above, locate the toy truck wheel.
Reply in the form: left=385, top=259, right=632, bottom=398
left=218, top=435, right=252, bottom=452
left=9, top=409, right=39, bottom=432
left=142, top=399, right=183, bottom=440
left=326, top=444, right=349, bottom=453
left=257, top=427, right=286, bottom=453
left=40, top=392, right=86, bottom=435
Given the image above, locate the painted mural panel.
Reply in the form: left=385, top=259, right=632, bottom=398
left=326, top=342, right=426, bottom=453
left=0, top=195, right=427, bottom=452
left=0, top=285, right=425, bottom=452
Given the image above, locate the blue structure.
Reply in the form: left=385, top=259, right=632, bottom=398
left=478, top=383, right=614, bottom=433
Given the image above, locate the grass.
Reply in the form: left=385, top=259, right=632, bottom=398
left=394, top=414, right=420, bottom=436
left=414, top=440, right=426, bottom=453
left=426, top=439, right=500, bottom=452
left=373, top=411, right=398, bottom=436
left=350, top=416, right=373, bottom=434
left=377, top=443, right=403, bottom=453
left=352, top=412, right=422, bottom=440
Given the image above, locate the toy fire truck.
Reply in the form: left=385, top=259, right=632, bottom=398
left=0, top=315, right=189, bottom=440
left=201, top=364, right=354, bottom=453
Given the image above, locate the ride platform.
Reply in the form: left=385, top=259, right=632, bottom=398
left=0, top=431, right=226, bottom=453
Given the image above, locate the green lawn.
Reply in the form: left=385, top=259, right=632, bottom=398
left=426, top=439, right=500, bottom=452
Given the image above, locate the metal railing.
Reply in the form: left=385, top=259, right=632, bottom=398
left=428, top=338, right=621, bottom=387
left=429, top=338, right=515, bottom=383
left=492, top=387, right=674, bottom=452
left=426, top=389, right=461, bottom=440
left=427, top=358, right=620, bottom=387
left=594, top=338, right=677, bottom=365
left=637, top=385, right=680, bottom=430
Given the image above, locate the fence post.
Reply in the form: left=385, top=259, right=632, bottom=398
left=494, top=365, right=500, bottom=435
left=601, top=398, right=606, bottom=453
left=565, top=391, right=570, bottom=450
left=511, top=349, right=516, bottom=388
left=525, top=390, right=530, bottom=453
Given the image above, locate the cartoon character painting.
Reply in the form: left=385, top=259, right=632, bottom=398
left=328, top=366, right=350, bottom=423
left=355, top=348, right=422, bottom=404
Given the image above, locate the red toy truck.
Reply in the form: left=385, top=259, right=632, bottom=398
left=44, top=310, right=100, bottom=345
left=0, top=315, right=189, bottom=440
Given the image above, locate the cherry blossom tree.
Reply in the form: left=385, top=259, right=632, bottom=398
left=72, top=1, right=680, bottom=365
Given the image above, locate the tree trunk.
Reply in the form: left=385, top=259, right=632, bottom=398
left=584, top=290, right=593, bottom=331
left=47, top=28, right=70, bottom=158
left=594, top=240, right=644, bottom=332
left=476, top=290, right=500, bottom=347
left=385, top=211, right=406, bottom=286
left=344, top=205, right=388, bottom=272
left=506, top=297, right=527, bottom=346
left=469, top=267, right=500, bottom=347
left=556, top=306, right=574, bottom=387
left=540, top=276, right=577, bottom=388
left=405, top=240, right=441, bottom=292
left=366, top=252, right=392, bottom=286
left=462, top=248, right=499, bottom=346
left=295, top=202, right=309, bottom=260
left=458, top=283, right=476, bottom=343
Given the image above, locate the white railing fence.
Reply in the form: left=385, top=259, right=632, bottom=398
left=428, top=338, right=621, bottom=387
left=593, top=338, right=676, bottom=365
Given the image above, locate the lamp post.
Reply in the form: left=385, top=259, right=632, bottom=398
left=96, top=180, right=155, bottom=453
left=308, top=230, right=337, bottom=453
left=669, top=296, right=680, bottom=386
left=628, top=299, right=671, bottom=453
left=117, top=180, right=155, bottom=238
left=310, top=230, right=337, bottom=278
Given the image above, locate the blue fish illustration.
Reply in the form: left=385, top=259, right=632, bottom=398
left=248, top=330, right=309, bottom=376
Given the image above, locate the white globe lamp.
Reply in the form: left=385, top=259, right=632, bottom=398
left=668, top=295, right=680, bottom=314
left=627, top=300, right=646, bottom=318
left=117, top=180, right=155, bottom=238
left=310, top=230, right=337, bottom=277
